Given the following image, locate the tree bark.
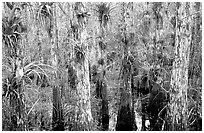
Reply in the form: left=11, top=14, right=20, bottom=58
left=50, top=3, right=64, bottom=131
left=95, top=3, right=110, bottom=130
left=116, top=3, right=136, bottom=131
left=168, top=2, right=194, bottom=131
left=74, top=2, right=93, bottom=130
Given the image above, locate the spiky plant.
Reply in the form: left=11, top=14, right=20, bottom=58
left=98, top=40, right=107, bottom=51
left=36, top=2, right=53, bottom=37
left=69, top=36, right=92, bottom=65
left=94, top=2, right=116, bottom=29
left=74, top=44, right=86, bottom=64
left=2, top=3, right=56, bottom=130
left=2, top=4, right=25, bottom=130
left=2, top=55, right=56, bottom=130
left=2, top=7, right=26, bottom=58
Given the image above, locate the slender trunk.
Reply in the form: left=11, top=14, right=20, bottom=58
left=95, top=3, right=109, bottom=130
left=9, top=58, right=24, bottom=131
left=168, top=2, right=193, bottom=131
left=50, top=3, right=64, bottom=131
left=35, top=2, right=42, bottom=62
left=187, top=3, right=202, bottom=130
left=188, top=2, right=202, bottom=87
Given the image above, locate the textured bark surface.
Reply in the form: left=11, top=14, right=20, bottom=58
left=168, top=2, right=194, bottom=131
left=74, top=3, right=93, bottom=130
left=116, top=3, right=137, bottom=131
left=51, top=3, right=64, bottom=131
left=75, top=52, right=93, bottom=130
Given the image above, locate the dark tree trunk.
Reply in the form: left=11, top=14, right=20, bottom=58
left=101, top=80, right=109, bottom=130
left=94, top=2, right=110, bottom=130
left=95, top=71, right=109, bottom=130
left=116, top=3, right=137, bottom=131
left=52, top=86, right=64, bottom=131
left=116, top=88, right=137, bottom=131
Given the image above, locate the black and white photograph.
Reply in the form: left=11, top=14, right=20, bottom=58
left=1, top=1, right=202, bottom=131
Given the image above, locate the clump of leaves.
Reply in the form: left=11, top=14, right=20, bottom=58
left=2, top=7, right=26, bottom=57
left=90, top=65, right=98, bottom=84
left=98, top=40, right=107, bottom=51
left=107, top=51, right=116, bottom=62
left=2, top=57, right=55, bottom=97
left=2, top=56, right=55, bottom=131
left=74, top=2, right=91, bottom=29
left=36, top=2, right=53, bottom=37
left=74, top=45, right=85, bottom=64
left=98, top=58, right=105, bottom=66
left=94, top=2, right=116, bottom=28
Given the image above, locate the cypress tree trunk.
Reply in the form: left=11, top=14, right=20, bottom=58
left=50, top=3, right=64, bottom=131
left=168, top=2, right=194, bottom=131
left=187, top=3, right=202, bottom=130
left=95, top=3, right=110, bottom=130
left=96, top=71, right=109, bottom=130
left=148, top=2, right=165, bottom=131
left=116, top=3, right=136, bottom=131
left=73, top=2, right=93, bottom=130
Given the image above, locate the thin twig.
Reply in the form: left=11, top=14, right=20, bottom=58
left=27, top=98, right=40, bottom=116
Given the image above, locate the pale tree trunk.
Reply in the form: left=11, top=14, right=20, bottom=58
left=73, top=2, right=93, bottom=130
left=50, top=3, right=64, bottom=131
left=34, top=2, right=43, bottom=62
left=75, top=29, right=93, bottom=130
left=168, top=2, right=194, bottom=131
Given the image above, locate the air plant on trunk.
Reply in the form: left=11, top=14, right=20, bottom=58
left=98, top=40, right=107, bottom=52
left=68, top=2, right=94, bottom=130
left=74, top=43, right=86, bottom=65
left=91, top=2, right=117, bottom=131
left=94, top=2, right=116, bottom=30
